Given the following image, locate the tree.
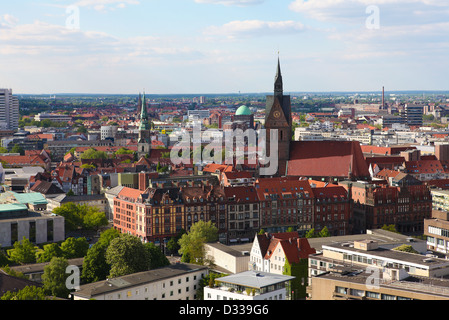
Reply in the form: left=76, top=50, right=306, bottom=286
left=105, top=234, right=151, bottom=278
left=36, top=243, right=63, bottom=263
left=115, top=147, right=134, bottom=155
left=53, top=202, right=84, bottom=231
left=305, top=228, right=316, bottom=239
left=144, top=242, right=170, bottom=270
left=60, top=237, right=89, bottom=259
left=53, top=203, right=108, bottom=231
left=196, top=272, right=227, bottom=300
left=318, top=226, right=331, bottom=238
left=1, top=286, right=50, bottom=301
left=166, top=229, right=186, bottom=255
left=0, top=246, right=11, bottom=267
left=11, top=144, right=24, bottom=156
left=42, top=257, right=70, bottom=299
left=82, top=241, right=110, bottom=283
left=82, top=229, right=120, bottom=283
left=81, top=148, right=108, bottom=160
left=178, top=220, right=218, bottom=266
left=83, top=208, right=108, bottom=231
left=381, top=224, right=400, bottom=234
left=7, top=237, right=37, bottom=265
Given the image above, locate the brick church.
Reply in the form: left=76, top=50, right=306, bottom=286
left=264, top=58, right=370, bottom=181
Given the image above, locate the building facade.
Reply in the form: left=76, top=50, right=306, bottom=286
left=0, top=89, right=19, bottom=131
left=73, top=263, right=208, bottom=300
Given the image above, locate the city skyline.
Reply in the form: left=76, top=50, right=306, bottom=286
left=0, top=0, right=448, bottom=94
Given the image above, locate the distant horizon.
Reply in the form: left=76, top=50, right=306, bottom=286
left=15, top=89, right=449, bottom=97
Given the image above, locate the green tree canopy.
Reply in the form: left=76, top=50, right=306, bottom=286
left=144, top=242, right=170, bottom=270
left=36, top=243, right=63, bottom=263
left=53, top=203, right=108, bottom=231
left=166, top=229, right=186, bottom=254
left=42, top=257, right=70, bottom=299
left=81, top=148, right=108, bottom=160
left=381, top=224, right=400, bottom=234
left=81, top=229, right=120, bottom=283
left=7, top=237, right=37, bottom=265
left=105, top=234, right=151, bottom=278
left=115, top=147, right=134, bottom=155
left=1, top=285, right=50, bottom=301
left=305, top=228, right=316, bottom=239
left=11, top=144, right=24, bottom=156
left=178, top=220, right=218, bottom=266
left=60, top=237, right=89, bottom=259
left=318, top=226, right=331, bottom=238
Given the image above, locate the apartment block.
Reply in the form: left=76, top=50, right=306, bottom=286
left=307, top=239, right=449, bottom=300
left=72, top=263, right=208, bottom=300
left=424, top=210, right=449, bottom=255
left=204, top=270, right=295, bottom=301
left=0, top=89, right=19, bottom=131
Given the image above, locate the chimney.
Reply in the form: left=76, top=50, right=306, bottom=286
left=382, top=86, right=385, bottom=108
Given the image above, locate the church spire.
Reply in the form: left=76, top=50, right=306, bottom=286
left=139, top=92, right=151, bottom=131
left=274, top=56, right=283, bottom=96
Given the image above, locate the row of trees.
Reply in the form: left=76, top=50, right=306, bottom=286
left=1, top=236, right=89, bottom=265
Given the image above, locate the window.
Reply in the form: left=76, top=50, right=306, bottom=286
left=366, top=291, right=380, bottom=299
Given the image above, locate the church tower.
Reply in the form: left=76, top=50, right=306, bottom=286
left=138, top=92, right=152, bottom=159
left=264, top=57, right=292, bottom=176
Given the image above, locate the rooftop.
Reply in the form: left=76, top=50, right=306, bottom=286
left=73, top=263, right=208, bottom=299
left=216, top=270, right=295, bottom=289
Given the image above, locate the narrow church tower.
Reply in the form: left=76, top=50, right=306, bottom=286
left=264, top=57, right=292, bottom=176
left=138, top=92, right=152, bottom=159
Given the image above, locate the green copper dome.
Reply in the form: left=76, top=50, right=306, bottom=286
left=235, top=105, right=252, bottom=116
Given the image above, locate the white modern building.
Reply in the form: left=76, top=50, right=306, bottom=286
left=34, top=113, right=71, bottom=123
left=100, top=125, right=119, bottom=140
left=0, top=89, right=19, bottom=131
left=204, top=270, right=295, bottom=301
left=72, top=263, right=209, bottom=300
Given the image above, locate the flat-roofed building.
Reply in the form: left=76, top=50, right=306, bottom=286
left=308, top=239, right=449, bottom=300
left=424, top=210, right=449, bottom=256
left=204, top=242, right=251, bottom=274
left=308, top=267, right=449, bottom=300
left=0, top=209, right=65, bottom=247
left=72, top=263, right=208, bottom=300
left=204, top=270, right=295, bottom=300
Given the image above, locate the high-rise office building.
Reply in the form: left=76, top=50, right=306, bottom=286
left=405, top=103, right=423, bottom=127
left=0, top=89, right=19, bottom=131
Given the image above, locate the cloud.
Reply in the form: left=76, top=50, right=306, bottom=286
left=194, top=0, right=264, bottom=6
left=71, top=0, right=140, bottom=11
left=288, top=0, right=449, bottom=25
left=0, top=14, right=19, bottom=29
left=204, top=20, right=307, bottom=39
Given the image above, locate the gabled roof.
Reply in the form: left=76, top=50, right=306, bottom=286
left=405, top=160, right=444, bottom=174
left=263, top=234, right=316, bottom=264
left=287, top=140, right=370, bottom=179
left=0, top=272, right=42, bottom=297
left=30, top=180, right=65, bottom=195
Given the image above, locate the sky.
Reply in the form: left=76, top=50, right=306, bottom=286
left=0, top=0, right=448, bottom=95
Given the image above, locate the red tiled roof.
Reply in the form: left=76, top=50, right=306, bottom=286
left=117, top=187, right=143, bottom=201
left=311, top=186, right=348, bottom=200
left=224, top=186, right=258, bottom=202
left=255, top=177, right=313, bottom=200
left=288, top=141, right=370, bottom=178
left=405, top=160, right=444, bottom=174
